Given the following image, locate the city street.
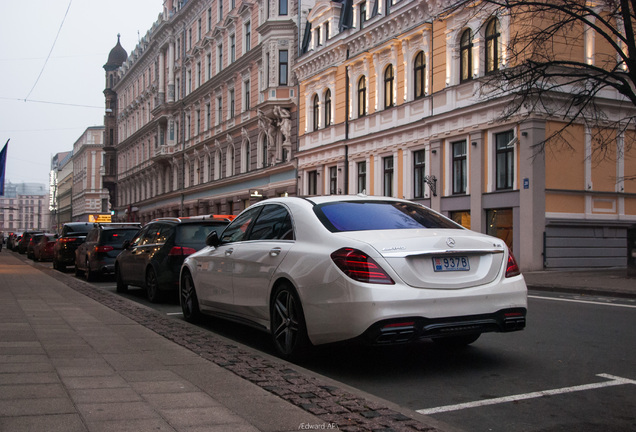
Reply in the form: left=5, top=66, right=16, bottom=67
left=58, top=264, right=636, bottom=432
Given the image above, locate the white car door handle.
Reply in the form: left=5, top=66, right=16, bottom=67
left=225, top=248, right=234, bottom=256
left=269, top=247, right=282, bottom=257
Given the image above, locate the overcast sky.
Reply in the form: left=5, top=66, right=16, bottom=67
left=0, top=0, right=162, bottom=187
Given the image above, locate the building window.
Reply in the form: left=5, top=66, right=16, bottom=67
left=207, top=54, right=212, bottom=80
left=329, top=166, right=337, bottom=194
left=460, top=29, right=473, bottom=82
left=206, top=103, right=211, bottom=130
left=198, top=18, right=202, bottom=40
left=244, top=80, right=251, bottom=111
left=485, top=18, right=501, bottom=74
left=325, top=22, right=330, bottom=41
left=219, top=0, right=224, bottom=21
left=230, top=34, right=236, bottom=62
left=279, top=0, right=288, bottom=15
left=229, top=89, right=235, bottom=118
left=413, top=150, right=426, bottom=198
left=261, top=135, right=268, bottom=168
left=324, top=89, right=332, bottom=126
left=315, top=26, right=321, bottom=47
left=217, top=44, right=223, bottom=72
left=245, top=22, right=251, bottom=51
left=357, top=161, right=366, bottom=193
left=383, top=156, right=394, bottom=197
left=414, top=51, right=425, bottom=99
left=196, top=109, right=201, bottom=135
left=496, top=130, right=515, bottom=190
left=359, top=1, right=367, bottom=29
left=384, top=64, right=394, bottom=109
left=279, top=50, right=288, bottom=85
left=308, top=170, right=318, bottom=195
left=208, top=8, right=212, bottom=31
left=358, top=76, right=367, bottom=116
left=216, top=97, right=223, bottom=125
left=450, top=210, right=471, bottom=229
left=312, top=94, right=320, bottom=131
left=452, top=140, right=467, bottom=194
left=486, top=208, right=513, bottom=250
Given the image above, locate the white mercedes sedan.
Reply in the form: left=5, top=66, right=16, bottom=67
left=180, top=195, right=527, bottom=359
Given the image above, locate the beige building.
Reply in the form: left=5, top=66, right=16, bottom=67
left=294, top=0, right=636, bottom=270
left=71, top=126, right=110, bottom=222
left=0, top=182, right=50, bottom=234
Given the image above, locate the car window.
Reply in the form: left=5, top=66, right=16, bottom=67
left=130, top=226, right=150, bottom=247
left=139, top=224, right=163, bottom=245
left=248, top=205, right=294, bottom=241
left=314, top=201, right=461, bottom=232
left=104, top=229, right=138, bottom=246
left=156, top=225, right=174, bottom=245
left=220, top=207, right=262, bottom=243
left=177, top=223, right=226, bottom=244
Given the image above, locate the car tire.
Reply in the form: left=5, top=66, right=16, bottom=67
left=115, top=266, right=128, bottom=293
left=432, top=333, right=481, bottom=347
left=85, top=259, right=95, bottom=282
left=180, top=270, right=201, bottom=323
left=146, top=267, right=161, bottom=303
left=270, top=283, right=310, bottom=361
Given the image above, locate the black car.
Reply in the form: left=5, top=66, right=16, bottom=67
left=53, top=222, right=93, bottom=270
left=115, top=218, right=230, bottom=302
left=75, top=223, right=141, bottom=281
left=17, top=230, right=43, bottom=254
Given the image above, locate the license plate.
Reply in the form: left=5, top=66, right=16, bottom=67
left=433, top=256, right=470, bottom=272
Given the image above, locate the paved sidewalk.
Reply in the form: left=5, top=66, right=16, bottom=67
left=0, top=250, right=451, bottom=432
left=524, top=267, right=636, bottom=299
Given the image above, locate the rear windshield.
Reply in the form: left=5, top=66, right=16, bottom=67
left=64, top=225, right=91, bottom=235
left=103, top=229, right=139, bottom=246
left=176, top=223, right=227, bottom=248
left=314, top=201, right=461, bottom=232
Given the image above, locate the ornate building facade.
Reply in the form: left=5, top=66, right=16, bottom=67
left=108, top=0, right=305, bottom=224
left=294, top=0, right=636, bottom=271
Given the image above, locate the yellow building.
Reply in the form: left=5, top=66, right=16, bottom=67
left=294, top=0, right=636, bottom=271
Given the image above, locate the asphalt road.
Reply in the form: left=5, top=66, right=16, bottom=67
left=69, top=268, right=636, bottom=432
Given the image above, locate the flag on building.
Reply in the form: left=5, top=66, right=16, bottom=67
left=0, top=140, right=8, bottom=196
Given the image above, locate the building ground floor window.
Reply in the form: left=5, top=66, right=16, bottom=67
left=450, top=210, right=471, bottom=229
left=486, top=208, right=513, bottom=250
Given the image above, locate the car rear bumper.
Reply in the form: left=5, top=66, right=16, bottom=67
left=301, top=274, right=528, bottom=346
left=360, top=307, right=526, bottom=345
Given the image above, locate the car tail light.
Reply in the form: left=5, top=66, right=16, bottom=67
left=168, top=246, right=197, bottom=256
left=331, top=248, right=395, bottom=285
left=95, top=245, right=114, bottom=253
left=59, top=237, right=78, bottom=243
left=505, top=249, right=521, bottom=278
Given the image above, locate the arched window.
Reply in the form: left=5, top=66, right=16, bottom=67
left=324, top=89, right=332, bottom=126
left=312, top=94, right=320, bottom=131
left=414, top=51, right=425, bottom=99
left=485, top=18, right=501, bottom=74
left=358, top=76, right=367, bottom=117
left=460, top=29, right=473, bottom=82
left=384, top=64, right=394, bottom=109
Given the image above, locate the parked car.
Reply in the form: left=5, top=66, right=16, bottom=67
left=18, top=230, right=43, bottom=254
left=32, top=233, right=58, bottom=262
left=179, top=196, right=528, bottom=359
left=53, top=222, right=93, bottom=270
left=75, top=223, right=141, bottom=281
left=115, top=217, right=230, bottom=302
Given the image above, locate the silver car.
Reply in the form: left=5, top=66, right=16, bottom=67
left=180, top=195, right=527, bottom=359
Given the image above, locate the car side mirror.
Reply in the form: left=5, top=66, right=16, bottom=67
left=122, top=240, right=131, bottom=249
left=205, top=231, right=220, bottom=247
